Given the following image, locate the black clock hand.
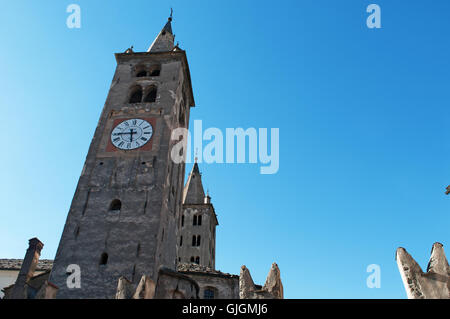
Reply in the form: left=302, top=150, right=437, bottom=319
left=113, top=129, right=136, bottom=139
left=129, top=129, right=135, bottom=142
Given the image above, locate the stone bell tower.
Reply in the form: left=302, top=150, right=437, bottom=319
left=177, top=162, right=219, bottom=269
left=49, top=15, right=195, bottom=298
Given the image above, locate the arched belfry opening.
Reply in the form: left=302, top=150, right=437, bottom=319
left=129, top=86, right=143, bottom=103
left=144, top=86, right=157, bottom=103
left=149, top=65, right=161, bottom=76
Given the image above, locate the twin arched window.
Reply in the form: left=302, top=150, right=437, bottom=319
left=192, top=235, right=201, bottom=247
left=193, top=215, right=202, bottom=226
left=135, top=65, right=161, bottom=77
left=190, top=256, right=200, bottom=264
left=136, top=70, right=147, bottom=77
left=129, top=85, right=157, bottom=104
left=144, top=86, right=157, bottom=103
left=129, top=88, right=143, bottom=103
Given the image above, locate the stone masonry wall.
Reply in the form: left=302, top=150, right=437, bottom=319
left=49, top=51, right=193, bottom=298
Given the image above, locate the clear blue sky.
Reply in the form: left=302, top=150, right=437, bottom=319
left=0, top=0, right=449, bottom=298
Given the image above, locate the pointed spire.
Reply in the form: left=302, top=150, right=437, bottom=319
left=262, top=263, right=284, bottom=299
left=148, top=10, right=175, bottom=53
left=427, top=242, right=449, bottom=275
left=396, top=243, right=450, bottom=299
left=182, top=160, right=205, bottom=204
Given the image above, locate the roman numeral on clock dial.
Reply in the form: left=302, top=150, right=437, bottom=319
left=110, top=118, right=153, bottom=150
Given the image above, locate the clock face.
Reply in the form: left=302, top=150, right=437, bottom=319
left=110, top=118, right=153, bottom=150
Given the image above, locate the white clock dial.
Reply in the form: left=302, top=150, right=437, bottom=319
left=111, top=119, right=153, bottom=150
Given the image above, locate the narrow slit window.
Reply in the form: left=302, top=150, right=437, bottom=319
left=99, top=253, right=108, bottom=265
left=74, top=226, right=80, bottom=238
left=136, top=243, right=141, bottom=257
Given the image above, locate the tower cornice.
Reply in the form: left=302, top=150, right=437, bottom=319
left=182, top=203, right=219, bottom=226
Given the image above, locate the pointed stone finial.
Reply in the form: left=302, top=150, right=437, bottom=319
left=169, top=8, right=173, bottom=21
left=124, top=46, right=134, bottom=54
left=427, top=243, right=449, bottom=275
left=263, top=263, right=284, bottom=299
left=396, top=242, right=449, bottom=299
left=239, top=264, right=284, bottom=299
left=204, top=189, right=211, bottom=204
left=239, top=265, right=256, bottom=299
left=445, top=185, right=450, bottom=195
left=115, top=276, right=134, bottom=299
left=132, top=275, right=156, bottom=299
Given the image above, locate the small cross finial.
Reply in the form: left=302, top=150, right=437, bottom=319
left=169, top=8, right=173, bottom=21
left=195, top=148, right=199, bottom=162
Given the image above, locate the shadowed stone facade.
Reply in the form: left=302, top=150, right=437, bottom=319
left=48, top=15, right=194, bottom=298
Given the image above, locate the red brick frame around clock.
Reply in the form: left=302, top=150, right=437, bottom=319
left=105, top=117, right=157, bottom=152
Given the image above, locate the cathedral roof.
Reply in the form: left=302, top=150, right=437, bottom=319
left=182, top=162, right=206, bottom=204
left=0, top=259, right=53, bottom=271
left=177, top=263, right=238, bottom=278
